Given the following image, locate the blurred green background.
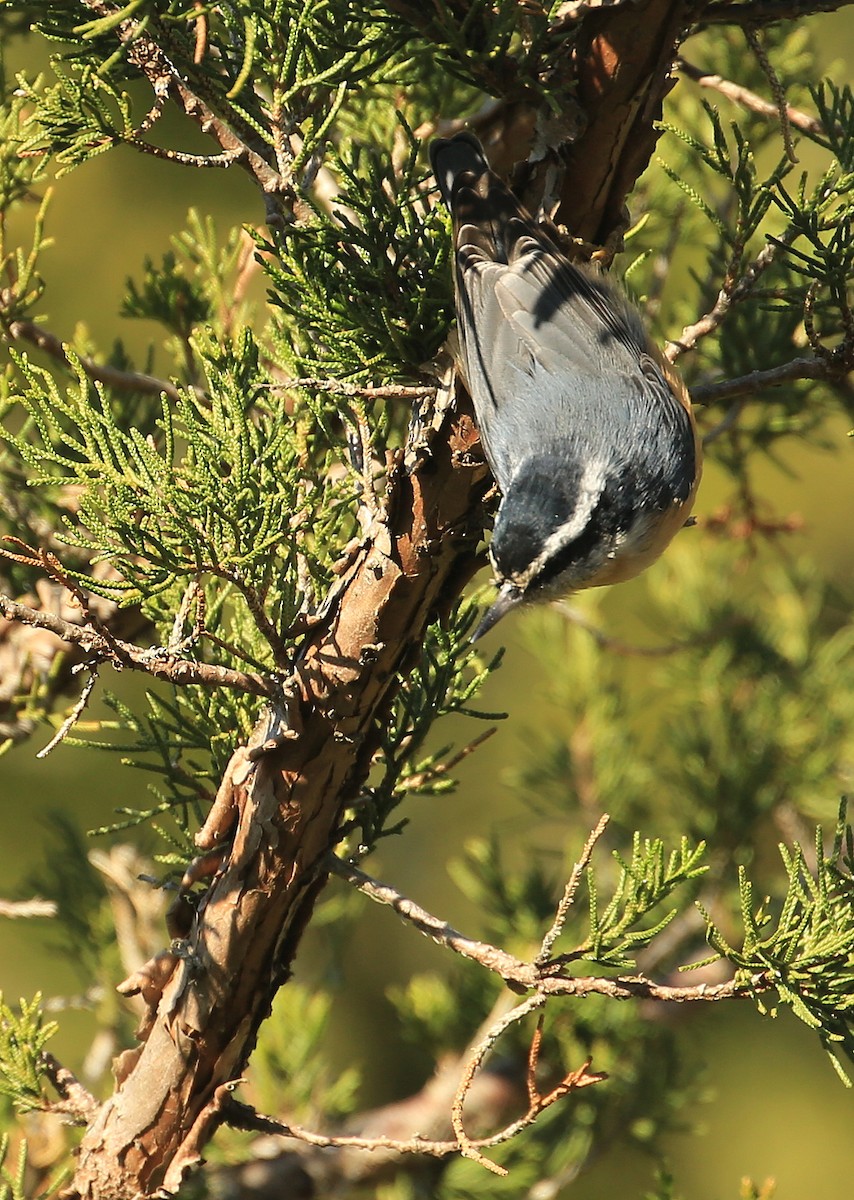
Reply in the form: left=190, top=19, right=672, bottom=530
left=2, top=10, right=854, bottom=1199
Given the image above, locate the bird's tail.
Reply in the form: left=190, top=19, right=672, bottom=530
left=429, top=131, right=488, bottom=205
left=429, top=132, right=546, bottom=268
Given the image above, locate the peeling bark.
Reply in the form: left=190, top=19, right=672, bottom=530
left=554, top=0, right=691, bottom=246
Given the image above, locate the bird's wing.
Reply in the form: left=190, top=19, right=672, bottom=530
left=455, top=242, right=681, bottom=485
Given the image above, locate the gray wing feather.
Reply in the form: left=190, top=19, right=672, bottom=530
left=456, top=244, right=671, bottom=486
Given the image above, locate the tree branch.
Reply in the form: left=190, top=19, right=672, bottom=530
left=666, top=241, right=782, bottom=362
left=65, top=365, right=491, bottom=1199
left=79, top=1, right=305, bottom=226
left=690, top=354, right=848, bottom=404
left=330, top=843, right=771, bottom=1005
left=328, top=854, right=527, bottom=983
left=677, top=57, right=824, bottom=136
left=1, top=312, right=188, bottom=403
left=0, top=592, right=275, bottom=697
left=554, top=0, right=695, bottom=246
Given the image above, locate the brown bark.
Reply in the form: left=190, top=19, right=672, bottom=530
left=555, top=0, right=691, bottom=246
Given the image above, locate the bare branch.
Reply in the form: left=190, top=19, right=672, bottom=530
left=677, top=57, right=824, bottom=137
left=691, top=354, right=845, bottom=404
left=450, top=993, right=548, bottom=1175
left=0, top=897, right=56, bottom=918
left=0, top=592, right=276, bottom=697
left=666, top=242, right=782, bottom=363
left=41, top=1053, right=99, bottom=1124
left=36, top=665, right=99, bottom=758
left=396, top=727, right=497, bottom=791
left=2, top=312, right=188, bottom=403
left=124, top=140, right=242, bottom=170
left=699, top=0, right=854, bottom=26
left=328, top=854, right=529, bottom=984
left=272, top=377, right=437, bottom=401
left=330, top=843, right=773, bottom=1004
left=79, top=1, right=305, bottom=225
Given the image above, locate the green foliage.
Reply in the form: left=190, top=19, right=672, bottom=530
left=702, top=801, right=854, bottom=1084
left=580, top=835, right=707, bottom=969
left=633, top=23, right=854, bottom=510
left=348, top=599, right=505, bottom=853
left=13, top=63, right=139, bottom=172
left=0, top=996, right=57, bottom=1115
left=3, top=335, right=355, bottom=636
left=769, top=80, right=854, bottom=318
left=0, top=70, right=50, bottom=336
left=511, top=545, right=854, bottom=847
left=265, top=122, right=452, bottom=386
left=659, top=102, right=792, bottom=255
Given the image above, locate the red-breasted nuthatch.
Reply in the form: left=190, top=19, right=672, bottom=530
left=430, top=132, right=702, bottom=641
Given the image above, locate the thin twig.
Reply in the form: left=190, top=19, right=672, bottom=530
left=536, top=815, right=610, bottom=965
left=37, top=665, right=99, bottom=758
left=396, top=727, right=497, bottom=791
left=125, top=139, right=243, bottom=169
left=192, top=1, right=208, bottom=64
left=744, top=26, right=798, bottom=162
left=330, top=848, right=772, bottom=1002
left=224, top=995, right=604, bottom=1177
left=691, top=354, right=843, bottom=404
left=328, top=854, right=529, bottom=983
left=450, top=993, right=548, bottom=1175
left=666, top=242, right=781, bottom=363
left=0, top=897, right=57, bottom=918
left=79, top=0, right=304, bottom=225
left=41, top=1053, right=99, bottom=1124
left=699, top=0, right=854, bottom=25
left=259, top=832, right=773, bottom=1174
left=677, top=57, right=824, bottom=137
left=268, top=377, right=436, bottom=400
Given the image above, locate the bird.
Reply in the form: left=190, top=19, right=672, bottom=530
left=429, top=131, right=702, bottom=642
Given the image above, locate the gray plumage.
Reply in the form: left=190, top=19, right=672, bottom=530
left=429, top=132, right=701, bottom=639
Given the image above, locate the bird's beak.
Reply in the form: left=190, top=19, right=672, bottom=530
left=470, top=583, right=524, bottom=643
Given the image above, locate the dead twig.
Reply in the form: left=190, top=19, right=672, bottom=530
left=36, top=665, right=99, bottom=758
left=536, top=815, right=610, bottom=965
left=677, top=57, right=824, bottom=137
